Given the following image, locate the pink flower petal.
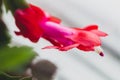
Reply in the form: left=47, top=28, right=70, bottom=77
left=48, top=16, right=61, bottom=24
left=91, top=30, right=108, bottom=37
left=42, top=46, right=59, bottom=49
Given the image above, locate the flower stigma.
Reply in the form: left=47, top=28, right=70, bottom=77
left=94, top=46, right=104, bottom=57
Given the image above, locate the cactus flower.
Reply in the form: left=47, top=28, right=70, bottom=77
left=14, top=4, right=107, bottom=56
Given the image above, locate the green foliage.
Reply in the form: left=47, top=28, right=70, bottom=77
left=0, top=46, right=36, bottom=71
left=0, top=19, right=11, bottom=47
left=0, top=72, right=21, bottom=80
left=0, top=72, right=32, bottom=80
left=0, top=0, right=2, bottom=16
left=3, top=0, right=29, bottom=13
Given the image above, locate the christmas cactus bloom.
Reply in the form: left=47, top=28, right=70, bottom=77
left=14, top=4, right=61, bottom=42
left=14, top=4, right=60, bottom=42
left=41, top=22, right=107, bottom=56
left=14, top=4, right=107, bottom=56
left=14, top=4, right=45, bottom=42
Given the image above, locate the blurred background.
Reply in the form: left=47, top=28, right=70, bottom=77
left=3, top=0, right=120, bottom=80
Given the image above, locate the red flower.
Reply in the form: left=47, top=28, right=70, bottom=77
left=14, top=5, right=45, bottom=42
left=14, top=4, right=60, bottom=42
left=41, top=22, right=107, bottom=56
left=14, top=4, right=107, bottom=56
left=72, top=25, right=107, bottom=51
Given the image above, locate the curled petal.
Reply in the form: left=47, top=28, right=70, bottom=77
left=14, top=31, right=22, bottom=35
left=59, top=43, right=80, bottom=51
left=48, top=16, right=61, bottom=24
left=42, top=43, right=79, bottom=51
left=42, top=46, right=59, bottom=49
left=77, top=45, right=94, bottom=51
left=91, top=30, right=108, bottom=37
left=83, top=25, right=98, bottom=30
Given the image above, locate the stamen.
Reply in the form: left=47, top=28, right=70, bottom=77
left=94, top=47, right=104, bottom=57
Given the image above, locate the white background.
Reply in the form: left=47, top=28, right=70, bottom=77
left=3, top=0, right=120, bottom=80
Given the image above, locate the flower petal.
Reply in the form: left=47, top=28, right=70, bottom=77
left=42, top=46, right=59, bottom=49
left=77, top=45, right=94, bottom=51
left=91, top=30, right=108, bottom=37
left=14, top=5, right=46, bottom=42
left=83, top=25, right=98, bottom=30
left=48, top=16, right=61, bottom=24
left=29, top=4, right=47, bottom=20
left=71, top=30, right=101, bottom=46
left=59, top=43, right=80, bottom=51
